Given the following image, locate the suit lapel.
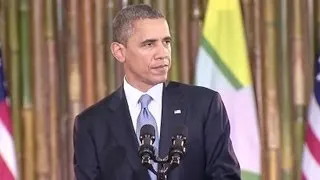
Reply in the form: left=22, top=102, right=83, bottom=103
left=159, top=82, right=188, bottom=158
left=159, top=82, right=187, bottom=180
left=107, top=86, right=149, bottom=179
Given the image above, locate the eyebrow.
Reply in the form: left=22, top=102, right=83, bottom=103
left=141, top=36, right=172, bottom=45
left=141, top=39, right=157, bottom=45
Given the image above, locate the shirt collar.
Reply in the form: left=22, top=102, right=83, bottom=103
left=123, top=77, right=163, bottom=106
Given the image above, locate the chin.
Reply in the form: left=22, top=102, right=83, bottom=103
left=151, top=76, right=167, bottom=85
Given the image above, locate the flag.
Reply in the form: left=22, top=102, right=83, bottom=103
left=0, top=47, right=18, bottom=180
left=302, top=56, right=320, bottom=180
left=194, top=0, right=260, bottom=179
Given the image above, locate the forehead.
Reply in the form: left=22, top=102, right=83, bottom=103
left=130, top=18, right=170, bottom=40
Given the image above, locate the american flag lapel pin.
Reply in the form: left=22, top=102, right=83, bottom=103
left=174, top=109, right=181, bottom=114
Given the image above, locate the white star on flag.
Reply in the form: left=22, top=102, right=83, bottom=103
left=317, top=73, right=320, bottom=82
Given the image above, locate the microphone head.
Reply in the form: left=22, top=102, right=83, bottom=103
left=169, top=125, right=188, bottom=161
left=140, top=124, right=155, bottom=137
left=173, top=125, right=188, bottom=138
left=138, top=124, right=156, bottom=160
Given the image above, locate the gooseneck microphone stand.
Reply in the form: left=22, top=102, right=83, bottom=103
left=153, top=154, right=182, bottom=180
left=138, top=124, right=188, bottom=180
left=140, top=136, right=187, bottom=180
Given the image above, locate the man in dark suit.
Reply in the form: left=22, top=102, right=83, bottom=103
left=73, top=4, right=240, bottom=180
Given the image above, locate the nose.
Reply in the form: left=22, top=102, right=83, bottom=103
left=155, top=43, right=170, bottom=60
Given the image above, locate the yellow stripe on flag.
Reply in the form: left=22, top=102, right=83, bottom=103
left=203, top=0, right=252, bottom=87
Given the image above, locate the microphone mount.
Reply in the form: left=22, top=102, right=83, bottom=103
left=139, top=125, right=188, bottom=180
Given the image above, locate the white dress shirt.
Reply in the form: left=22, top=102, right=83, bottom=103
left=123, top=77, right=163, bottom=134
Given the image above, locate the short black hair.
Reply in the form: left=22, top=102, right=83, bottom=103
left=112, top=4, right=165, bottom=45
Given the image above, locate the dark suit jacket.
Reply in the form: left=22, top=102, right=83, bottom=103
left=73, top=81, right=241, bottom=180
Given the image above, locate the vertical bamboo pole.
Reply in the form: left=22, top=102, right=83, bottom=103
left=19, top=0, right=35, bottom=179
left=32, top=0, right=51, bottom=179
left=8, top=0, right=22, bottom=178
left=305, top=0, right=315, bottom=98
left=241, top=0, right=254, bottom=68
left=143, top=0, right=152, bottom=6
left=0, top=0, right=8, bottom=71
left=252, top=0, right=264, bottom=150
left=290, top=0, right=302, bottom=179
left=106, top=0, right=116, bottom=94
left=131, top=0, right=141, bottom=5
left=81, top=0, right=96, bottom=107
left=114, top=1, right=125, bottom=89
left=67, top=0, right=82, bottom=178
left=1, top=0, right=9, bottom=75
left=200, top=0, right=208, bottom=16
left=252, top=0, right=267, bottom=179
left=45, top=0, right=60, bottom=179
left=278, top=0, right=294, bottom=179
left=189, top=0, right=201, bottom=83
left=316, top=0, right=320, bottom=50
left=155, top=0, right=166, bottom=15
left=177, top=0, right=190, bottom=83
left=262, top=0, right=281, bottom=179
left=56, top=0, right=69, bottom=178
left=95, top=0, right=107, bottom=100
left=291, top=0, right=312, bottom=179
left=0, top=0, right=3, bottom=42
left=0, top=0, right=5, bottom=58
left=167, top=0, right=179, bottom=81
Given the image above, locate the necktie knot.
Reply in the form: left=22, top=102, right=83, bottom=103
left=139, top=94, right=152, bottom=109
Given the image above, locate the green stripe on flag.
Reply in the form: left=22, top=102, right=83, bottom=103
left=241, top=171, right=260, bottom=180
left=201, top=36, right=243, bottom=89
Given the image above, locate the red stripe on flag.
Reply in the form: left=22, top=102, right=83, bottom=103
left=0, top=100, right=12, bottom=134
left=0, top=156, right=14, bottom=180
left=306, top=122, right=320, bottom=165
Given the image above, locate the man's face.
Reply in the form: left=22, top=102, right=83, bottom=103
left=123, top=18, right=172, bottom=89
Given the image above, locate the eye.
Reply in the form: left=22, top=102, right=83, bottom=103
left=142, top=41, right=154, bottom=47
left=163, top=40, right=171, bottom=47
left=164, top=40, right=171, bottom=45
left=163, top=38, right=172, bottom=45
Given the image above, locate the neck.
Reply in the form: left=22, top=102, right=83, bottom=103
left=124, top=76, right=154, bottom=92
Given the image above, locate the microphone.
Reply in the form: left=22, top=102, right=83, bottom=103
left=168, top=125, right=188, bottom=170
left=138, top=124, right=156, bottom=172
left=137, top=124, right=187, bottom=180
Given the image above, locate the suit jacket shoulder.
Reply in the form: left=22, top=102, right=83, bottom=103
left=167, top=81, right=223, bottom=108
left=75, top=89, right=121, bottom=126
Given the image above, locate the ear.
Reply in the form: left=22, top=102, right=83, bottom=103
left=110, top=42, right=126, bottom=63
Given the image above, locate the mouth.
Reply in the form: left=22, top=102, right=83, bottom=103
left=152, top=64, right=169, bottom=69
left=151, top=65, right=169, bottom=74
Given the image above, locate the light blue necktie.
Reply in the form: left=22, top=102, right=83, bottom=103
left=136, top=94, right=159, bottom=180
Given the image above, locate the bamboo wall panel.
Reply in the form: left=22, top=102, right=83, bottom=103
left=0, top=1, right=317, bottom=179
